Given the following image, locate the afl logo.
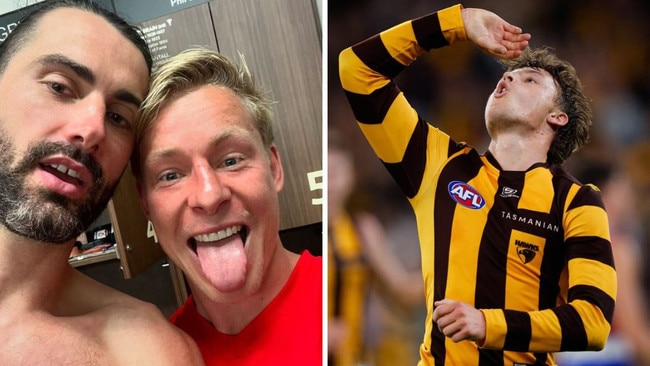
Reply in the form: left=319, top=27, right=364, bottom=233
left=448, top=181, right=485, bottom=209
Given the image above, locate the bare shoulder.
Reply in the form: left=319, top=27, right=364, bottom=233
left=63, top=270, right=204, bottom=365
left=101, top=299, right=204, bottom=365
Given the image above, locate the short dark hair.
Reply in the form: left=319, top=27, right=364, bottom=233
left=0, top=0, right=152, bottom=75
left=500, top=47, right=592, bottom=164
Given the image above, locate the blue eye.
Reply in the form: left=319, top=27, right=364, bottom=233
left=224, top=157, right=239, bottom=167
left=160, top=171, right=180, bottom=182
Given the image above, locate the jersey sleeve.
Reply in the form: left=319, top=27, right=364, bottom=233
left=338, top=4, right=466, bottom=199
left=481, top=184, right=616, bottom=352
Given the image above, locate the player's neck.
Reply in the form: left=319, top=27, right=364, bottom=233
left=488, top=133, right=549, bottom=171
left=0, top=227, right=74, bottom=311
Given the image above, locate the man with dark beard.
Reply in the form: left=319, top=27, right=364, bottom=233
left=0, top=1, right=203, bottom=365
left=0, top=141, right=108, bottom=242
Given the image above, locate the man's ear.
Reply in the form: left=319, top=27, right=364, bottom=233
left=269, top=145, right=284, bottom=192
left=548, top=111, right=568, bottom=128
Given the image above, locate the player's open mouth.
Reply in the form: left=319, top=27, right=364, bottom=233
left=188, top=225, right=249, bottom=253
left=40, top=162, right=85, bottom=186
left=494, top=82, right=508, bottom=97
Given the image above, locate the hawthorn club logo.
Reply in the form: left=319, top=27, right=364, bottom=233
left=515, top=239, right=539, bottom=264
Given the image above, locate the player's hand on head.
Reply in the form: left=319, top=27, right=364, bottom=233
left=461, top=8, right=531, bottom=60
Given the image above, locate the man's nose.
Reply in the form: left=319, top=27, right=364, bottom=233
left=62, top=95, right=106, bottom=154
left=188, top=164, right=232, bottom=215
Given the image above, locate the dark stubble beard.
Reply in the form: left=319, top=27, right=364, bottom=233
left=0, top=135, right=117, bottom=244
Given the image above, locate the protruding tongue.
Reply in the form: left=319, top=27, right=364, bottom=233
left=195, top=234, right=247, bottom=292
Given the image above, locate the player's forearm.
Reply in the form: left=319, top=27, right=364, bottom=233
left=481, top=302, right=611, bottom=352
left=339, top=4, right=465, bottom=97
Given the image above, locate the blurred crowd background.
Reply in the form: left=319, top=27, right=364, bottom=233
left=328, top=0, right=650, bottom=365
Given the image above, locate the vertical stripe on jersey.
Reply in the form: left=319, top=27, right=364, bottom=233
left=511, top=175, right=559, bottom=311
left=430, top=151, right=484, bottom=364
left=475, top=171, right=525, bottom=365
left=476, top=171, right=525, bottom=307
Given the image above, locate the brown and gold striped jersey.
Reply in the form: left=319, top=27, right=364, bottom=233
left=339, top=4, right=616, bottom=366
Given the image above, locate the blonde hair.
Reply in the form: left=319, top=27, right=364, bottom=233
left=132, top=47, right=274, bottom=176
